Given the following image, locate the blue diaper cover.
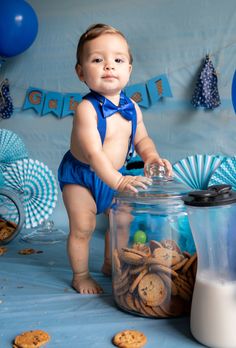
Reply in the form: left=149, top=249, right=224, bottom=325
left=58, top=151, right=124, bottom=214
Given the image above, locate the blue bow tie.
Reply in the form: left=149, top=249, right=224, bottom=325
left=91, top=90, right=135, bottom=121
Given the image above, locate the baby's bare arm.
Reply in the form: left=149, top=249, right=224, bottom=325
left=72, top=101, right=123, bottom=188
left=134, top=103, right=172, bottom=176
left=72, top=101, right=151, bottom=192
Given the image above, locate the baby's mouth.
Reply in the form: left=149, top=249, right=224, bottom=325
left=102, top=75, right=117, bottom=79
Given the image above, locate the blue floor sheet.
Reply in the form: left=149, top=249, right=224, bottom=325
left=0, top=229, right=204, bottom=347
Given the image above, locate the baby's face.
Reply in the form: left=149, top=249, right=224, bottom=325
left=77, top=33, right=132, bottom=97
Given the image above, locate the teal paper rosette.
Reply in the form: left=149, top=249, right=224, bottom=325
left=173, top=154, right=225, bottom=189
left=2, top=158, right=58, bottom=228
left=0, top=129, right=28, bottom=173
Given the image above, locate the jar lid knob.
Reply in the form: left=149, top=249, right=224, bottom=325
left=146, top=164, right=166, bottom=178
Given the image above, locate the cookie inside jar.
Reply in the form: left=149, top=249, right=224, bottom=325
left=0, top=218, right=17, bottom=241
left=0, top=188, right=25, bottom=244
left=110, top=173, right=196, bottom=318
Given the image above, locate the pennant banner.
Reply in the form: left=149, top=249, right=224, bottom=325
left=22, top=74, right=172, bottom=117
left=23, top=87, right=83, bottom=117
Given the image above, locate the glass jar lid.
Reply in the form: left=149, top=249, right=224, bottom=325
left=115, top=165, right=189, bottom=204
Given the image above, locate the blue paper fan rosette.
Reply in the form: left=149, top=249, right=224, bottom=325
left=2, top=158, right=58, bottom=229
left=0, top=129, right=28, bottom=173
left=208, top=157, right=236, bottom=190
left=173, top=154, right=224, bottom=189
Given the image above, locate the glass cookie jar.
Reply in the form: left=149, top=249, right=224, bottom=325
left=0, top=188, right=25, bottom=244
left=110, top=168, right=197, bottom=318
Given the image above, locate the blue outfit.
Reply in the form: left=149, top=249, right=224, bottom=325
left=58, top=90, right=137, bottom=214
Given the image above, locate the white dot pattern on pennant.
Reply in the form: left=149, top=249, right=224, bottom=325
left=2, top=158, right=58, bottom=229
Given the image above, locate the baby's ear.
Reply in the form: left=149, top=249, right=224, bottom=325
left=76, top=64, right=84, bottom=81
left=129, top=64, right=132, bottom=74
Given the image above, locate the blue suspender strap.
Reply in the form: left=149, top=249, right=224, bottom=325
left=131, top=108, right=137, bottom=155
left=126, top=105, right=137, bottom=161
left=83, top=92, right=106, bottom=144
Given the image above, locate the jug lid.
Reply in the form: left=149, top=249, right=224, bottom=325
left=115, top=165, right=189, bottom=203
left=183, top=184, right=236, bottom=207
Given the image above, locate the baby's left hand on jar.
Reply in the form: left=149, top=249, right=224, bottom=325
left=144, top=157, right=173, bottom=177
left=116, top=175, right=152, bottom=193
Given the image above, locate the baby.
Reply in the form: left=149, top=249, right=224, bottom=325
left=58, top=23, right=172, bottom=294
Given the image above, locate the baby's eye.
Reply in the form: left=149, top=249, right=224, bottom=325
left=115, top=58, right=124, bottom=63
left=92, top=58, right=103, bottom=63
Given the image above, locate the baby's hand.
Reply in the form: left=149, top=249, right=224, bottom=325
left=144, top=157, right=173, bottom=177
left=116, top=175, right=152, bottom=193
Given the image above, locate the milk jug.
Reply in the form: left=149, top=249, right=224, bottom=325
left=183, top=184, right=236, bottom=348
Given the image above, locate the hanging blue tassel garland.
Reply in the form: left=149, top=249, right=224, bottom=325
left=191, top=55, right=221, bottom=110
left=0, top=79, right=14, bottom=119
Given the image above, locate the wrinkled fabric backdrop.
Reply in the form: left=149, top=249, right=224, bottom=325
left=1, top=0, right=236, bottom=229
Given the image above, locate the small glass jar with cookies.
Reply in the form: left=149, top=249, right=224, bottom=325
left=110, top=166, right=196, bottom=318
left=0, top=188, right=25, bottom=244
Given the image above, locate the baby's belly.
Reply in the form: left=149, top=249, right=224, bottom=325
left=103, top=142, right=128, bottom=169
left=70, top=140, right=129, bottom=170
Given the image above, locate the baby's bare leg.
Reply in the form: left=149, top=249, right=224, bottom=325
left=63, top=184, right=103, bottom=294
left=101, top=208, right=133, bottom=276
left=101, top=226, right=112, bottom=276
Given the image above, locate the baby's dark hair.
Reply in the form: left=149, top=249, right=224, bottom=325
left=75, top=23, right=133, bottom=69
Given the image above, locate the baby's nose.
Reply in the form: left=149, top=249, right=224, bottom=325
left=105, top=62, right=114, bottom=70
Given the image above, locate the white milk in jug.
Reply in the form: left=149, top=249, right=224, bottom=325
left=191, top=271, right=236, bottom=348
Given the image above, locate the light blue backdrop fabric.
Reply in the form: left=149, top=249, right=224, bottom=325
left=1, top=2, right=236, bottom=347
left=1, top=0, right=236, bottom=225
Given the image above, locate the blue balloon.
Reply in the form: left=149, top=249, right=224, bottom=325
left=0, top=0, right=38, bottom=58
left=231, top=70, right=236, bottom=114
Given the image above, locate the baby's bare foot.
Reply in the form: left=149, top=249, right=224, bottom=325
left=101, top=258, right=112, bottom=277
left=72, top=272, right=103, bottom=294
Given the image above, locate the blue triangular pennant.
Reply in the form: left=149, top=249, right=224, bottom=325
left=42, top=91, right=63, bottom=117
left=61, top=93, right=82, bottom=117
left=23, top=87, right=45, bottom=114
left=125, top=83, right=149, bottom=108
left=146, top=74, right=172, bottom=105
